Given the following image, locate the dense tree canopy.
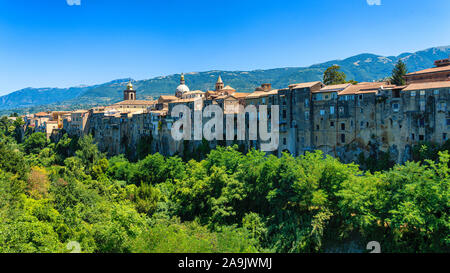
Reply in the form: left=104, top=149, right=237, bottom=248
left=0, top=118, right=448, bottom=253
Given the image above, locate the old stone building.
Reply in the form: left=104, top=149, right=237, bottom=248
left=57, top=57, right=450, bottom=164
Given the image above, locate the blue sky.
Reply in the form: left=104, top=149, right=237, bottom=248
left=0, top=0, right=449, bottom=95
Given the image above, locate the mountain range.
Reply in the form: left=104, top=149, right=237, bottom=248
left=1, top=45, right=449, bottom=113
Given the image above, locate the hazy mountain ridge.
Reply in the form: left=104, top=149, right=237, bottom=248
left=1, top=46, right=449, bottom=111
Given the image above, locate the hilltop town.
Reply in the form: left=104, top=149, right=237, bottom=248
left=12, top=57, right=450, bottom=164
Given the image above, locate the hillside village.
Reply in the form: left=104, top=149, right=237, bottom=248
left=14, top=57, right=450, bottom=164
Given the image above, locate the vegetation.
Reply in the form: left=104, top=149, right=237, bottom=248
left=323, top=65, right=348, bottom=85
left=0, top=118, right=448, bottom=253
left=391, top=59, right=408, bottom=86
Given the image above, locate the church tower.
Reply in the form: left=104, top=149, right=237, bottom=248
left=215, top=75, right=224, bottom=92
left=124, top=81, right=136, bottom=101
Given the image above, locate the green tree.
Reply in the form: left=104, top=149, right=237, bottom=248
left=75, top=135, right=102, bottom=173
left=391, top=59, right=408, bottom=86
left=23, top=132, right=48, bottom=154
left=323, top=65, right=347, bottom=85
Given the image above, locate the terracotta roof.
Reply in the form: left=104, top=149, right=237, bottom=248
left=113, top=100, right=156, bottom=106
left=316, top=83, right=351, bottom=93
left=184, top=90, right=205, bottom=94
left=406, top=65, right=450, bottom=76
left=231, top=92, right=251, bottom=98
left=402, top=81, right=450, bottom=91
left=338, top=82, right=387, bottom=95
left=246, top=91, right=269, bottom=99
left=223, top=85, right=235, bottom=90
left=35, top=112, right=50, bottom=117
left=158, top=95, right=178, bottom=101
left=289, top=81, right=323, bottom=89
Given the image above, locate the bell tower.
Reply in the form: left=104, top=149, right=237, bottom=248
left=124, top=81, right=136, bottom=101
left=215, top=75, right=224, bottom=92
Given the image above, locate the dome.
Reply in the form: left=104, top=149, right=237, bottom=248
left=176, top=84, right=190, bottom=93
left=127, top=81, right=134, bottom=90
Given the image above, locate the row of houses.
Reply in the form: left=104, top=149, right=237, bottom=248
left=24, top=57, right=450, bottom=163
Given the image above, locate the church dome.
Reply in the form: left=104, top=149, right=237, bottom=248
left=176, top=84, right=190, bottom=93
left=176, top=73, right=189, bottom=94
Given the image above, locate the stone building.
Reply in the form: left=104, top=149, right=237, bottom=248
left=58, top=57, right=450, bottom=164
left=405, top=57, right=450, bottom=84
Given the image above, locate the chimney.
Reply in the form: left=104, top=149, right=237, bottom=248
left=434, top=57, right=450, bottom=67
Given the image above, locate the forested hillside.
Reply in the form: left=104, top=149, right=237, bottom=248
left=0, top=117, right=448, bottom=253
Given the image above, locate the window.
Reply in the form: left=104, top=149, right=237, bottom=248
left=419, top=135, right=425, bottom=141
left=393, top=103, right=399, bottom=112
left=316, top=125, right=320, bottom=130
left=339, top=107, right=344, bottom=114
left=305, top=111, right=309, bottom=121
left=341, top=123, right=346, bottom=130
left=330, top=106, right=335, bottom=115
left=434, top=89, right=440, bottom=95
left=283, top=138, right=287, bottom=145
left=411, top=91, right=416, bottom=97
left=412, top=133, right=415, bottom=140
left=305, top=98, right=309, bottom=107
left=262, top=98, right=266, bottom=104
left=282, top=110, right=287, bottom=119
left=444, top=133, right=447, bottom=141
left=341, top=134, right=345, bottom=143
left=360, top=121, right=364, bottom=128
left=320, top=109, right=325, bottom=116
left=419, top=100, right=425, bottom=111
left=360, top=108, right=363, bottom=113
left=359, top=94, right=363, bottom=100
left=393, top=90, right=400, bottom=98
left=440, top=102, right=447, bottom=111
left=330, top=121, right=335, bottom=127
left=420, top=90, right=425, bottom=96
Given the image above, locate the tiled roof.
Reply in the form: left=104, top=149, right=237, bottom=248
left=315, top=83, right=351, bottom=93
left=246, top=91, right=269, bottom=99
left=113, top=100, right=156, bottom=105
left=223, top=85, right=235, bottom=90
left=338, top=82, right=387, bottom=95
left=35, top=112, right=50, bottom=117
left=402, top=81, right=450, bottom=91
left=159, top=95, right=178, bottom=101
left=289, top=81, right=323, bottom=89
left=406, top=65, right=450, bottom=76
left=184, top=90, right=205, bottom=94
left=231, top=92, right=251, bottom=98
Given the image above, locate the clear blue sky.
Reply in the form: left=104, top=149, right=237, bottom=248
left=1, top=0, right=449, bottom=95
